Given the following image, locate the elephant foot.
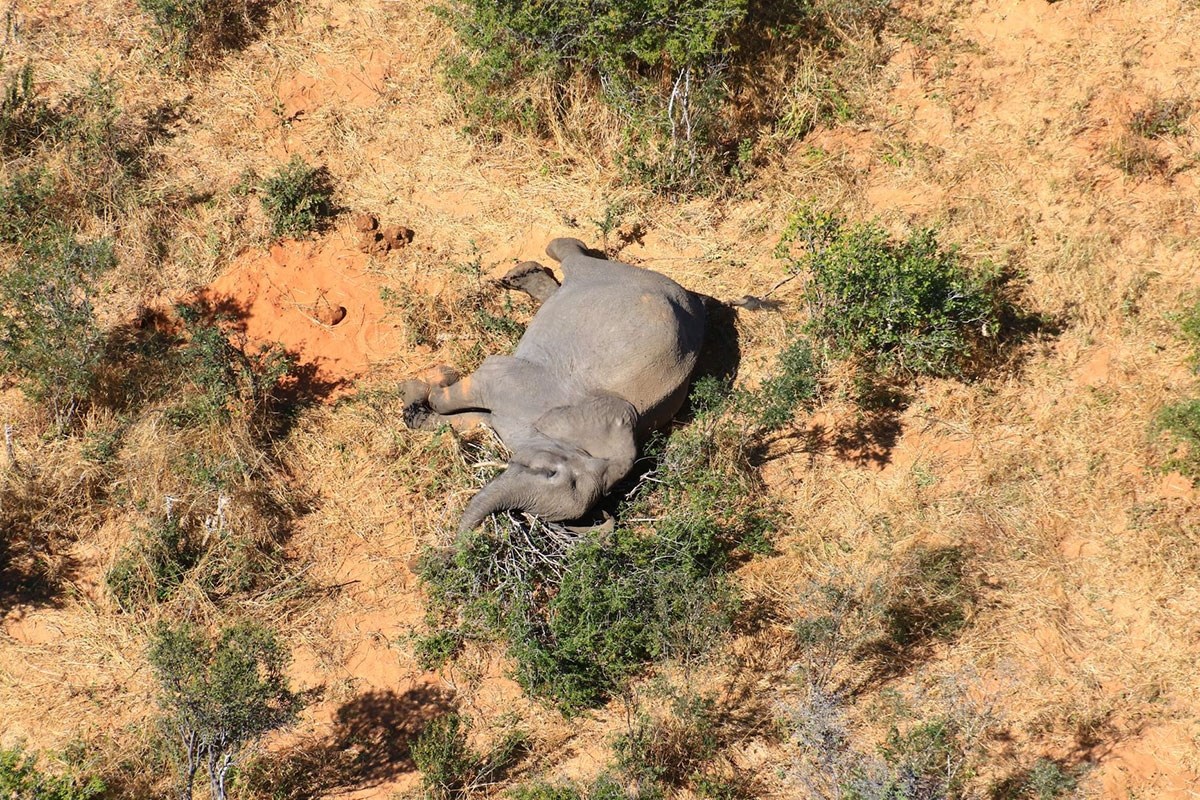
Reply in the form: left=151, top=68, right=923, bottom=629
left=400, top=378, right=431, bottom=406
left=499, top=261, right=560, bottom=303
left=403, top=401, right=434, bottom=430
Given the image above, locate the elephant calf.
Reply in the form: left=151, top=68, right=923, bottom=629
left=402, top=237, right=707, bottom=532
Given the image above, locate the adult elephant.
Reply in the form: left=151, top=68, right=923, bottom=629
left=402, top=237, right=707, bottom=532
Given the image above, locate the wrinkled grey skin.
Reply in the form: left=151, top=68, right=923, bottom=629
left=402, top=237, right=707, bottom=532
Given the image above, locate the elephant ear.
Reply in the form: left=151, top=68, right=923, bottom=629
left=534, top=394, right=638, bottom=490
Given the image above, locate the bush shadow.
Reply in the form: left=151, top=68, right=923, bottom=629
left=96, top=294, right=346, bottom=435
left=252, top=686, right=458, bottom=798
left=0, top=470, right=93, bottom=612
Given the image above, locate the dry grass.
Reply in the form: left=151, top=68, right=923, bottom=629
left=3, top=0, right=1200, bottom=797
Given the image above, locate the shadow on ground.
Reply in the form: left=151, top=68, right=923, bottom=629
left=250, top=686, right=457, bottom=798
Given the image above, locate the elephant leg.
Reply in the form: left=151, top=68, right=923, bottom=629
left=427, top=374, right=487, bottom=415
left=401, top=366, right=462, bottom=429
left=411, top=409, right=493, bottom=433
left=499, top=260, right=560, bottom=303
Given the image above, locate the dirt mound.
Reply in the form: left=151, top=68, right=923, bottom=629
left=203, top=233, right=408, bottom=390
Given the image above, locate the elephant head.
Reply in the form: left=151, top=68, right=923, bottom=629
left=458, top=393, right=638, bottom=532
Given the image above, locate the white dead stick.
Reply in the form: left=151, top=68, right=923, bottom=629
left=4, top=424, right=13, bottom=467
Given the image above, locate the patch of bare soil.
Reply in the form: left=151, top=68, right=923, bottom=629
left=203, top=232, right=408, bottom=388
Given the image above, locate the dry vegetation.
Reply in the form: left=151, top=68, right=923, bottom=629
left=2, top=0, right=1200, bottom=798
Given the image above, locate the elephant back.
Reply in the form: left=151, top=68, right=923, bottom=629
left=514, top=255, right=706, bottom=435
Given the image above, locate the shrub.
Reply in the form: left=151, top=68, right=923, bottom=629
left=259, top=156, right=335, bottom=239
left=412, top=713, right=529, bottom=800
left=0, top=166, right=56, bottom=242
left=106, top=516, right=198, bottom=612
left=778, top=208, right=1003, bottom=378
left=0, top=227, right=114, bottom=431
left=148, top=621, right=303, bottom=800
left=437, top=1, right=892, bottom=194
left=1153, top=398, right=1200, bottom=481
left=750, top=335, right=821, bottom=430
left=1178, top=301, right=1200, bottom=365
left=169, top=302, right=294, bottom=427
left=0, top=744, right=105, bottom=800
left=417, top=382, right=766, bottom=712
left=0, top=61, right=61, bottom=155
left=613, top=690, right=722, bottom=789
left=140, top=0, right=275, bottom=65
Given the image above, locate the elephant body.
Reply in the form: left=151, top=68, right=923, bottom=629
left=403, top=237, right=706, bottom=531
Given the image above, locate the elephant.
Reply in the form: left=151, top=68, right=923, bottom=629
left=402, top=237, right=707, bottom=532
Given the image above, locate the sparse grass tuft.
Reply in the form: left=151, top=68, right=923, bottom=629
left=258, top=156, right=336, bottom=239
left=778, top=207, right=1004, bottom=379
left=1130, top=97, right=1191, bottom=138
left=1106, top=132, right=1167, bottom=177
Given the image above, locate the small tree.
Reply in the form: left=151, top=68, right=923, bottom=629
left=148, top=621, right=303, bottom=800
left=0, top=227, right=113, bottom=431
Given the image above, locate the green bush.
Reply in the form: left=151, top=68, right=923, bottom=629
left=140, top=0, right=272, bottom=65
left=437, top=0, right=892, bottom=194
left=0, top=744, right=105, bottom=800
left=259, top=156, right=335, bottom=239
left=412, top=713, right=529, bottom=800
left=778, top=208, right=1003, bottom=378
left=0, top=227, right=114, bottom=431
left=748, top=336, right=821, bottom=430
left=168, top=302, right=294, bottom=429
left=0, top=167, right=56, bottom=243
left=106, top=516, right=198, bottom=612
left=1153, top=398, right=1200, bottom=481
left=0, top=61, right=62, bottom=155
left=417, top=384, right=767, bottom=712
left=148, top=621, right=303, bottom=800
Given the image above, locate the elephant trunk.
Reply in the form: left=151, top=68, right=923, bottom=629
left=458, top=469, right=530, bottom=533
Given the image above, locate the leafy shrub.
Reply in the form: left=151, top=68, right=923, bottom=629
left=1178, top=301, right=1200, bottom=365
left=437, top=0, right=891, bottom=194
left=0, top=744, right=105, bottom=800
left=148, top=621, right=303, bottom=800
left=417, top=384, right=767, bottom=712
left=0, top=167, right=56, bottom=242
left=1153, top=399, right=1200, bottom=481
left=140, top=0, right=276, bottom=65
left=106, top=516, right=198, bottom=611
left=750, top=336, right=821, bottom=430
left=412, top=713, right=529, bottom=800
left=778, top=208, right=1003, bottom=378
left=168, top=302, right=294, bottom=428
left=0, top=227, right=115, bottom=431
left=259, top=156, right=335, bottom=239
left=877, top=718, right=973, bottom=799
left=613, top=690, right=722, bottom=790
left=0, top=61, right=62, bottom=155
